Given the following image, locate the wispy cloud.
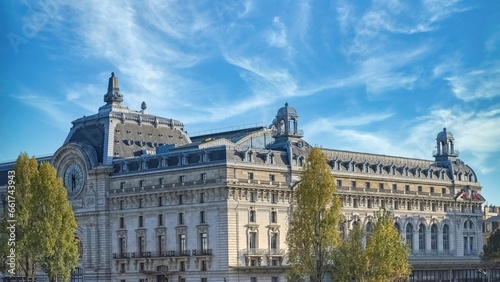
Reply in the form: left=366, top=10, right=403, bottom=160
left=266, top=17, right=288, bottom=48
left=338, top=0, right=467, bottom=56
left=433, top=56, right=500, bottom=101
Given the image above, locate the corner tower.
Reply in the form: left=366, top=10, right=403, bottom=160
left=271, top=103, right=303, bottom=141
left=434, top=127, right=459, bottom=165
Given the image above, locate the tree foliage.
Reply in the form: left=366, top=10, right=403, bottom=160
left=332, top=223, right=368, bottom=281
left=482, top=228, right=500, bottom=264
left=287, top=147, right=342, bottom=282
left=0, top=153, right=78, bottom=282
left=365, top=210, right=411, bottom=282
left=332, top=210, right=411, bottom=282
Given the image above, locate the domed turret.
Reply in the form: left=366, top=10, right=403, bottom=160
left=434, top=127, right=459, bottom=164
left=273, top=103, right=302, bottom=138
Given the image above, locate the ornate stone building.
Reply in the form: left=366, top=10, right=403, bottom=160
left=0, top=73, right=496, bottom=282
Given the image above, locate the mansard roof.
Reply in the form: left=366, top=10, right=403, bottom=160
left=321, top=148, right=478, bottom=183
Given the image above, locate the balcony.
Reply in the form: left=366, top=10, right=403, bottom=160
left=243, top=248, right=267, bottom=256
left=113, top=252, right=131, bottom=259
left=192, top=249, right=212, bottom=256
left=267, top=249, right=286, bottom=256
left=131, top=251, right=152, bottom=258
left=411, top=249, right=457, bottom=256
left=176, top=250, right=191, bottom=257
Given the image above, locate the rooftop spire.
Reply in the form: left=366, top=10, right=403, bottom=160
left=104, top=72, right=123, bottom=104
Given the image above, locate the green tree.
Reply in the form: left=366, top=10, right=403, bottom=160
left=0, top=153, right=40, bottom=280
left=482, top=228, right=500, bottom=264
left=287, top=147, right=343, bottom=282
left=34, top=162, right=79, bottom=282
left=0, top=153, right=78, bottom=282
left=332, top=210, right=411, bottom=282
left=365, top=210, right=411, bottom=282
left=332, top=222, right=368, bottom=282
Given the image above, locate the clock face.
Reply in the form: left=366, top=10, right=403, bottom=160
left=64, top=163, right=84, bottom=196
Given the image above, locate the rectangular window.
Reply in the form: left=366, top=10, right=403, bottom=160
left=119, top=237, right=126, bottom=255
left=251, top=277, right=257, bottom=282
left=178, top=213, right=184, bottom=225
left=249, top=191, right=255, bottom=202
left=179, top=234, right=187, bottom=253
left=138, top=198, right=143, bottom=208
left=201, top=260, right=208, bottom=271
left=407, top=202, right=412, bottom=210
left=392, top=184, right=397, bottom=191
left=351, top=181, right=356, bottom=188
left=269, top=174, right=275, bottom=181
left=420, top=202, right=425, bottom=211
left=138, top=216, right=143, bottom=228
left=200, top=192, right=205, bottom=203
left=139, top=180, right=144, bottom=187
left=179, top=260, right=186, bottom=272
left=249, top=210, right=256, bottom=222
left=138, top=235, right=145, bottom=254
left=120, top=200, right=124, bottom=210
left=179, top=175, right=185, bottom=183
left=140, top=262, right=144, bottom=271
left=271, top=193, right=277, bottom=204
left=394, top=200, right=399, bottom=210
left=248, top=172, right=254, bottom=180
left=442, top=188, right=446, bottom=194
left=337, top=179, right=342, bottom=187
left=367, top=199, right=373, bottom=208
left=200, top=211, right=206, bottom=224
left=201, top=278, right=208, bottom=282
left=432, top=203, right=437, bottom=212
left=444, top=203, right=448, bottom=212
left=381, top=200, right=386, bottom=209
left=272, top=277, right=279, bottom=282
left=430, top=187, right=434, bottom=193
left=418, top=186, right=422, bottom=192
left=365, top=182, right=370, bottom=189
left=179, top=194, right=183, bottom=205
left=158, top=234, right=165, bottom=254
left=120, top=182, right=125, bottom=189
left=405, top=185, right=410, bottom=192
left=119, top=217, right=125, bottom=229
left=201, top=173, right=206, bottom=181
left=249, top=232, right=257, bottom=249
left=158, top=214, right=163, bottom=226
left=200, top=232, right=208, bottom=251
left=353, top=198, right=359, bottom=208
left=270, top=233, right=278, bottom=249
left=120, top=263, right=126, bottom=273
left=159, top=177, right=164, bottom=185
left=379, top=183, right=384, bottom=190
left=271, top=211, right=277, bottom=223
left=158, top=196, right=163, bottom=206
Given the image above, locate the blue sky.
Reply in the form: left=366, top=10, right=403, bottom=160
left=1, top=0, right=499, bottom=205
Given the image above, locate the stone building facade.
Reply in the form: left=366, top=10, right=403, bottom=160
left=0, top=73, right=497, bottom=282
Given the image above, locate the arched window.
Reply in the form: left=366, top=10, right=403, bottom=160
left=463, top=220, right=475, bottom=255
left=418, top=224, right=426, bottom=251
left=406, top=223, right=413, bottom=250
left=443, top=224, right=450, bottom=251
left=464, top=219, right=474, bottom=230
left=431, top=224, right=438, bottom=251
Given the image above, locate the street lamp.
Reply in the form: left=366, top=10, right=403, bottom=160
left=477, top=269, right=487, bottom=282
